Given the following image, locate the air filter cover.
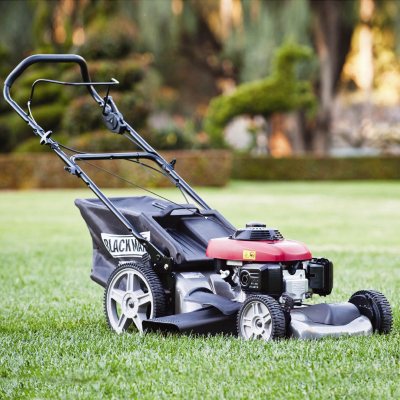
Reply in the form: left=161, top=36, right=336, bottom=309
left=232, top=224, right=284, bottom=241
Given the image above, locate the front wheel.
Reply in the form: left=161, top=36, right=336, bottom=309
left=349, top=290, right=393, bottom=334
left=104, top=262, right=166, bottom=334
left=237, top=295, right=286, bottom=341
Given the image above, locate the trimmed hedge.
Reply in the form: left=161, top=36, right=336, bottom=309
left=0, top=150, right=232, bottom=189
left=232, top=155, right=400, bottom=180
left=203, top=43, right=316, bottom=146
left=3, top=153, right=400, bottom=190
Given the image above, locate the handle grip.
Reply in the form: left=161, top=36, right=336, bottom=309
left=4, top=54, right=90, bottom=89
left=3, top=54, right=103, bottom=121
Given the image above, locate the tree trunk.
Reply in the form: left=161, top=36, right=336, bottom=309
left=309, top=0, right=355, bottom=154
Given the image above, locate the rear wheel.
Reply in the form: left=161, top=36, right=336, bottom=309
left=349, top=290, right=393, bottom=334
left=104, top=262, right=166, bottom=334
left=237, top=295, right=286, bottom=341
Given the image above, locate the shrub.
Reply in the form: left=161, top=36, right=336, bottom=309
left=0, top=102, right=65, bottom=152
left=232, top=155, right=400, bottom=180
left=78, top=16, right=137, bottom=60
left=0, top=113, right=30, bottom=152
left=66, top=130, right=132, bottom=153
left=62, top=97, right=102, bottom=135
left=163, top=150, right=233, bottom=186
left=150, top=125, right=195, bottom=150
left=203, top=43, right=316, bottom=147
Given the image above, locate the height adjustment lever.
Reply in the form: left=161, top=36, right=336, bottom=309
left=102, top=96, right=126, bottom=134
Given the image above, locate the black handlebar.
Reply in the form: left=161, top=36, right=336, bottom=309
left=3, top=54, right=103, bottom=125
left=4, top=54, right=91, bottom=88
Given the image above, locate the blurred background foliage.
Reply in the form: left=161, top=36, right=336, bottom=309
left=1, top=0, right=400, bottom=157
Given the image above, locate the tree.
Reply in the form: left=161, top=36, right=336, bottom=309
left=3, top=0, right=400, bottom=155
left=203, top=43, right=316, bottom=147
left=0, top=0, right=159, bottom=153
left=309, top=0, right=357, bottom=154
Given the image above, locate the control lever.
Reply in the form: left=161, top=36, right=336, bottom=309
left=102, top=95, right=126, bottom=134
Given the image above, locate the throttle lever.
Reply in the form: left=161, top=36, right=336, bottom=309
left=102, top=96, right=126, bottom=134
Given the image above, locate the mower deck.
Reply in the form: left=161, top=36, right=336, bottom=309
left=143, top=299, right=374, bottom=340
left=289, top=303, right=373, bottom=339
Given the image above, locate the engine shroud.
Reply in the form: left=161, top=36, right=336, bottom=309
left=207, top=223, right=311, bottom=262
left=206, top=237, right=312, bottom=262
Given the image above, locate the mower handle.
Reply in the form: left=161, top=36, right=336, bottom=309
left=3, top=54, right=103, bottom=123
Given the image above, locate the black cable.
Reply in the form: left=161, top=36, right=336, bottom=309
left=60, top=143, right=163, bottom=177
left=123, top=132, right=140, bottom=148
left=129, top=159, right=189, bottom=204
left=178, top=184, right=190, bottom=205
left=59, top=139, right=233, bottom=231
left=127, top=159, right=169, bottom=178
left=79, top=158, right=234, bottom=232
left=80, top=159, right=191, bottom=208
left=60, top=142, right=192, bottom=205
left=60, top=143, right=177, bottom=195
left=29, top=78, right=119, bottom=104
left=60, top=143, right=187, bottom=198
left=59, top=143, right=86, bottom=154
left=60, top=143, right=188, bottom=202
left=27, top=78, right=118, bottom=122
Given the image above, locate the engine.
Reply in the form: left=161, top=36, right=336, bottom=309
left=206, top=222, right=333, bottom=304
left=238, top=258, right=333, bottom=302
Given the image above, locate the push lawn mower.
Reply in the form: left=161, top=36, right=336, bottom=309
left=4, top=54, right=393, bottom=341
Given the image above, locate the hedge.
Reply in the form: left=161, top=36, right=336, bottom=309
left=232, top=155, right=400, bottom=180
left=0, top=150, right=232, bottom=189
left=3, top=153, right=400, bottom=190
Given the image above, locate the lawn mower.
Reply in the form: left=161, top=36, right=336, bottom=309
left=4, top=54, right=393, bottom=341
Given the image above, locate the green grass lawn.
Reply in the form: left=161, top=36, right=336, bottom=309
left=0, top=181, right=399, bottom=399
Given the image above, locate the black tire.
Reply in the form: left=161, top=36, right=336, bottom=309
left=104, top=262, right=166, bottom=333
left=237, top=294, right=286, bottom=341
left=349, top=290, right=393, bottom=334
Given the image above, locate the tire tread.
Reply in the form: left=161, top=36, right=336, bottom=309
left=104, top=262, right=166, bottom=332
left=237, top=294, right=286, bottom=340
left=350, top=289, right=393, bottom=334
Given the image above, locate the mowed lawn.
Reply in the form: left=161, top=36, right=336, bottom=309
left=0, top=181, right=399, bottom=399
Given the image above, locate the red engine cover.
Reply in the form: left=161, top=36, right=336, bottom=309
left=206, top=238, right=312, bottom=262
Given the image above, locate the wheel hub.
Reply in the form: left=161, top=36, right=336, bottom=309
left=252, top=316, right=265, bottom=335
left=122, top=292, right=139, bottom=318
left=240, top=300, right=273, bottom=340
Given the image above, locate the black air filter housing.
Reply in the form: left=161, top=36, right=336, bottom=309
left=306, top=258, right=333, bottom=296
left=239, top=263, right=283, bottom=297
left=232, top=222, right=284, bottom=241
